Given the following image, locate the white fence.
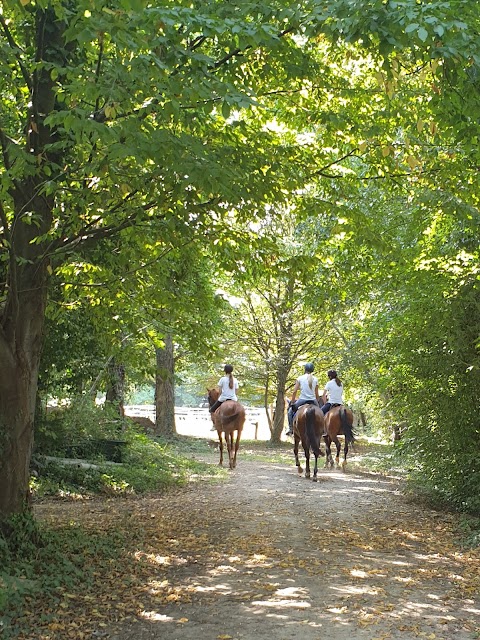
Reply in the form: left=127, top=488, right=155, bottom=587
left=124, top=405, right=272, bottom=440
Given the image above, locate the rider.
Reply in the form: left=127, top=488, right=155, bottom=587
left=209, top=364, right=239, bottom=430
left=285, top=363, right=320, bottom=436
left=320, top=369, right=344, bottom=415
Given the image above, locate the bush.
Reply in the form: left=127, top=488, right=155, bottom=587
left=0, top=512, right=127, bottom=639
left=34, top=399, right=125, bottom=457
left=32, top=421, right=224, bottom=499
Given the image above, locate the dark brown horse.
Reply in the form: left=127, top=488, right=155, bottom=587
left=293, top=403, right=325, bottom=482
left=207, top=388, right=245, bottom=470
left=323, top=405, right=356, bottom=470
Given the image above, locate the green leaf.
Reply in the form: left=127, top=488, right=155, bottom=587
left=221, top=101, right=231, bottom=120
left=417, top=27, right=428, bottom=42
left=405, top=23, right=419, bottom=33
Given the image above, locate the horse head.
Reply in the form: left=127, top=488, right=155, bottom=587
left=207, top=387, right=220, bottom=407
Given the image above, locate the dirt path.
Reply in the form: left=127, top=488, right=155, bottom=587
left=34, top=449, right=480, bottom=640
left=31, top=451, right=480, bottom=640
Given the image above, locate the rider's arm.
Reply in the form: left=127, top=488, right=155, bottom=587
left=315, top=384, right=321, bottom=402
left=291, top=381, right=300, bottom=403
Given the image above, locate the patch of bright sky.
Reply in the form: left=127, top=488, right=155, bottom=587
left=215, top=288, right=244, bottom=308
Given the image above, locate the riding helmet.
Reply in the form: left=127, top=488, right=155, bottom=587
left=304, top=363, right=314, bottom=373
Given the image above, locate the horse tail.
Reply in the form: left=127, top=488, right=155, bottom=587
left=221, top=411, right=243, bottom=425
left=305, top=405, right=320, bottom=455
left=340, top=408, right=356, bottom=444
left=218, top=403, right=245, bottom=427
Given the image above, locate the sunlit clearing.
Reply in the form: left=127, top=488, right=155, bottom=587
left=210, top=564, right=239, bottom=575
left=194, top=585, right=222, bottom=593
left=350, top=569, right=368, bottom=578
left=464, top=605, right=480, bottom=614
left=148, top=579, right=169, bottom=590
left=252, top=599, right=311, bottom=609
left=332, top=584, right=382, bottom=595
left=447, top=573, right=466, bottom=582
left=393, top=576, right=415, bottom=583
left=390, top=528, right=420, bottom=541
left=276, top=587, right=305, bottom=597
left=328, top=606, right=348, bottom=614
left=141, top=612, right=174, bottom=622
left=134, top=551, right=171, bottom=565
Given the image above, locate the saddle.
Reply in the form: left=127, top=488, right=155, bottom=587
left=291, top=399, right=316, bottom=416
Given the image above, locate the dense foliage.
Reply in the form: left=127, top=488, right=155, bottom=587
left=0, top=0, right=479, bottom=519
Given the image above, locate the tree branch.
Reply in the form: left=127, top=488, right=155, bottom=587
left=0, top=201, right=18, bottom=337
left=0, top=13, right=32, bottom=91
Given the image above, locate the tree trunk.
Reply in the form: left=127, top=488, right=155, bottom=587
left=155, top=335, right=176, bottom=437
left=0, top=7, right=63, bottom=521
left=0, top=196, right=51, bottom=519
left=270, top=361, right=289, bottom=443
left=105, top=358, right=126, bottom=418
left=0, top=339, right=43, bottom=518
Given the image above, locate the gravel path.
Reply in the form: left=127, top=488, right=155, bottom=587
left=103, top=452, right=480, bottom=640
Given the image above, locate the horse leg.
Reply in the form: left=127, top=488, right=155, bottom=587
left=231, top=430, right=241, bottom=468
left=229, top=431, right=237, bottom=469
left=226, top=431, right=234, bottom=469
left=312, top=452, right=319, bottom=482
left=342, top=438, right=349, bottom=471
left=294, top=435, right=303, bottom=474
left=303, top=444, right=310, bottom=479
left=218, top=431, right=224, bottom=466
left=334, top=437, right=341, bottom=468
left=324, top=436, right=333, bottom=468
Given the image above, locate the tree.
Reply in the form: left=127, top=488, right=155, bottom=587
left=1, top=0, right=329, bottom=518
left=4, top=0, right=480, bottom=522
left=218, top=212, right=334, bottom=442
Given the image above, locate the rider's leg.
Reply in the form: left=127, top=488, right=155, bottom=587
left=320, top=402, right=332, bottom=415
left=286, top=405, right=295, bottom=435
left=209, top=400, right=223, bottom=413
left=209, top=400, right=223, bottom=430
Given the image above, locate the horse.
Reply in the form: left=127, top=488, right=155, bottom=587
left=323, top=405, right=356, bottom=470
left=206, top=388, right=246, bottom=470
left=293, top=403, right=325, bottom=482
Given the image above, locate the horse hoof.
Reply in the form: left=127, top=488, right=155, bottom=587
left=305, top=473, right=310, bottom=479
left=297, top=467, right=303, bottom=474
left=312, top=477, right=318, bottom=483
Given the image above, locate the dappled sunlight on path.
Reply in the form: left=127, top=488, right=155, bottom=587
left=34, top=453, right=479, bottom=640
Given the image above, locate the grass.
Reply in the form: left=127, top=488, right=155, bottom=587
left=31, top=430, right=227, bottom=500
left=347, top=437, right=406, bottom=476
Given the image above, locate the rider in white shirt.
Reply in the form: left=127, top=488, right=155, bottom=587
left=320, top=369, right=344, bottom=414
left=209, top=364, right=239, bottom=430
left=285, top=363, right=320, bottom=436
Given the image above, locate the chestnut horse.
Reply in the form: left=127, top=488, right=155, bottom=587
left=293, top=404, right=325, bottom=482
left=323, top=405, right=356, bottom=470
left=207, top=388, right=245, bottom=470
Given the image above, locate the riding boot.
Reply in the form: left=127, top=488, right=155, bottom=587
left=209, top=400, right=223, bottom=431
left=285, top=409, right=294, bottom=436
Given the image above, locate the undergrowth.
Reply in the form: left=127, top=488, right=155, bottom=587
left=32, top=427, right=225, bottom=499
left=2, top=426, right=226, bottom=638
left=0, top=512, right=129, bottom=639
